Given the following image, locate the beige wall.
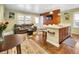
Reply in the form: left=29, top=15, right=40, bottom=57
left=0, top=4, right=4, bottom=20
left=61, top=8, right=79, bottom=35
left=4, top=8, right=39, bottom=32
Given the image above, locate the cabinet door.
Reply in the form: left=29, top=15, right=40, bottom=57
left=59, top=27, right=69, bottom=43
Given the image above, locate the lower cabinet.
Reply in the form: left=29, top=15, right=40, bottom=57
left=59, top=27, right=70, bottom=43
left=47, top=28, right=59, bottom=47
left=47, top=26, right=71, bottom=47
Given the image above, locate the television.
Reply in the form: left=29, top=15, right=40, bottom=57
left=46, top=15, right=53, bottom=20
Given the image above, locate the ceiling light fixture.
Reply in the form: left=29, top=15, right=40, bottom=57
left=58, top=13, right=61, bottom=16
left=49, top=11, right=53, bottom=14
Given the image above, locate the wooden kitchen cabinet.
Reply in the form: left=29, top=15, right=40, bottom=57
left=59, top=27, right=70, bottom=43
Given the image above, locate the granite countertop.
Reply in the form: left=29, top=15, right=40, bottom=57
left=37, top=24, right=71, bottom=31
left=44, top=24, right=70, bottom=29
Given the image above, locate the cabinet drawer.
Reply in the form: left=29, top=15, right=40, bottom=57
left=47, top=29, right=59, bottom=37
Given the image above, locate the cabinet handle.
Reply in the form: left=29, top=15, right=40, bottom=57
left=48, top=31, right=55, bottom=35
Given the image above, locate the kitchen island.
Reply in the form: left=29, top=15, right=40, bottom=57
left=46, top=25, right=71, bottom=47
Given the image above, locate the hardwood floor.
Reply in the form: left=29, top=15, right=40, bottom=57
left=31, top=34, right=79, bottom=54
left=1, top=33, right=79, bottom=54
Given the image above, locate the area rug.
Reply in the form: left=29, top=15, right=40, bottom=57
left=63, top=37, right=76, bottom=48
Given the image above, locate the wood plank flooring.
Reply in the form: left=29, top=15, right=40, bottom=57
left=1, top=34, right=79, bottom=54
left=30, top=34, right=79, bottom=54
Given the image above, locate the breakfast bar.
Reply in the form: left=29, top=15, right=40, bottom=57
left=46, top=25, right=71, bottom=47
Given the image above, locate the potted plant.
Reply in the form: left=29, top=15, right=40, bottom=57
left=0, top=21, right=9, bottom=42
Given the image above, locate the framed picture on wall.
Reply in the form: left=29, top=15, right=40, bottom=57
left=9, top=12, right=15, bottom=19
left=64, top=12, right=70, bottom=20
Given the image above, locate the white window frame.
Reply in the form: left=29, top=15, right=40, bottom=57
left=73, top=12, right=79, bottom=28
left=17, top=15, right=31, bottom=25
left=35, top=16, right=39, bottom=24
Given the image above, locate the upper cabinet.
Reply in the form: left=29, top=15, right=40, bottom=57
left=0, top=5, right=4, bottom=20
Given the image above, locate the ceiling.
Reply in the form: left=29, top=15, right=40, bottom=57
left=4, top=4, right=79, bottom=14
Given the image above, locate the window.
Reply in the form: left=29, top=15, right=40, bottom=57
left=17, top=16, right=24, bottom=25
left=34, top=16, right=44, bottom=28
left=73, top=13, right=79, bottom=28
left=17, top=15, right=31, bottom=25
left=35, top=16, right=39, bottom=24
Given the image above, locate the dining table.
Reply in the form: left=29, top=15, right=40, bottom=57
left=0, top=34, right=26, bottom=54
